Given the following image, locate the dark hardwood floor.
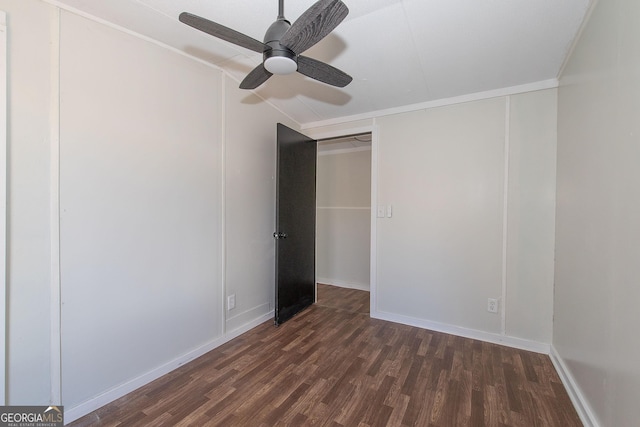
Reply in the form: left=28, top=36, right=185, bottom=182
left=69, top=284, right=581, bottom=426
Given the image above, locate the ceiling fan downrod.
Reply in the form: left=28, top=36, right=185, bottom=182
left=264, top=0, right=297, bottom=75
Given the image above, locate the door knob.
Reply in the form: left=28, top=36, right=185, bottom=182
left=273, top=232, right=288, bottom=239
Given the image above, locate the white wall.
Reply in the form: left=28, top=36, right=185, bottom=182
left=555, top=0, right=640, bottom=425
left=59, top=10, right=223, bottom=409
left=317, top=149, right=371, bottom=290
left=371, top=91, right=557, bottom=349
left=376, top=100, right=506, bottom=333
left=224, top=78, right=297, bottom=332
left=0, top=0, right=56, bottom=404
left=506, top=90, right=557, bottom=343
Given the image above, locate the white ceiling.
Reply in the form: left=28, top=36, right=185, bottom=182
left=50, top=0, right=591, bottom=126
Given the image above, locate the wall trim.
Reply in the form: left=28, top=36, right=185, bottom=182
left=549, top=345, right=600, bottom=427
left=317, top=279, right=369, bottom=292
left=301, top=79, right=559, bottom=130
left=221, top=74, right=228, bottom=335
left=556, top=0, right=600, bottom=79
left=49, top=7, right=62, bottom=406
left=64, top=311, right=273, bottom=424
left=226, top=303, right=272, bottom=331
left=0, top=9, right=6, bottom=406
left=500, top=96, right=511, bottom=336
left=371, top=309, right=550, bottom=355
left=224, top=310, right=273, bottom=342
left=369, top=122, right=379, bottom=315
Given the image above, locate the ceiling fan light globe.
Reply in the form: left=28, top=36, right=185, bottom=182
left=264, top=56, right=297, bottom=75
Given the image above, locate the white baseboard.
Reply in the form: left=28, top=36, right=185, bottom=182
left=226, top=309, right=274, bottom=341
left=371, top=309, right=550, bottom=354
left=317, top=278, right=370, bottom=292
left=226, top=302, right=272, bottom=332
left=64, top=310, right=273, bottom=424
left=549, top=345, right=600, bottom=427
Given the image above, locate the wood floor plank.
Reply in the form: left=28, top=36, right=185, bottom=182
left=69, top=284, right=582, bottom=427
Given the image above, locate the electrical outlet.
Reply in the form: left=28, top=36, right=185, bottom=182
left=227, top=294, right=236, bottom=311
left=487, top=298, right=498, bottom=313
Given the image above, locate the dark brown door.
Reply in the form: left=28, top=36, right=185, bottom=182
left=274, top=123, right=317, bottom=325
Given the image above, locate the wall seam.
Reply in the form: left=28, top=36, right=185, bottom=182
left=220, top=74, right=227, bottom=335
left=501, top=96, right=511, bottom=336
left=49, top=7, right=62, bottom=405
left=0, top=9, right=7, bottom=406
left=369, top=120, right=379, bottom=314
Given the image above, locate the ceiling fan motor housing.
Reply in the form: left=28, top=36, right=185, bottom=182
left=263, top=19, right=298, bottom=74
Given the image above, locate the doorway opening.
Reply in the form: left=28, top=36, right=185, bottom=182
left=316, top=133, right=372, bottom=314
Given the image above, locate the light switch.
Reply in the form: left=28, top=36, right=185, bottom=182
left=386, top=205, right=393, bottom=218
left=377, top=206, right=385, bottom=218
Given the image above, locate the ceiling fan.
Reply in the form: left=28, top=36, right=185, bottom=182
left=179, top=0, right=353, bottom=89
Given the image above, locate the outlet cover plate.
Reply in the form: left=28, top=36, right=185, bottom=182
left=487, top=298, right=498, bottom=313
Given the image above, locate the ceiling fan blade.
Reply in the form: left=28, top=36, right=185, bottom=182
left=179, top=12, right=268, bottom=54
left=280, top=0, right=349, bottom=54
left=239, top=64, right=273, bottom=89
left=297, top=55, right=352, bottom=87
